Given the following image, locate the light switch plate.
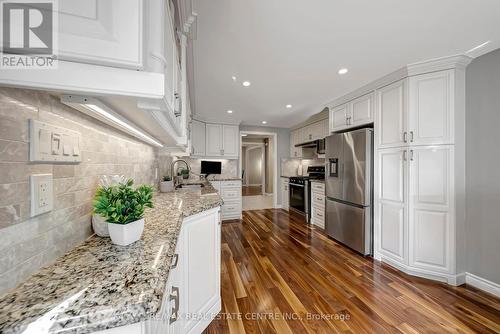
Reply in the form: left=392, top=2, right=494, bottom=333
left=29, top=119, right=82, bottom=163
left=30, top=174, right=53, bottom=217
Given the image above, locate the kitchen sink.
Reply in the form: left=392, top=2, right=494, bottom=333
left=175, top=183, right=205, bottom=189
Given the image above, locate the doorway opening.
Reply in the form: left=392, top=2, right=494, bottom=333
left=240, top=131, right=278, bottom=210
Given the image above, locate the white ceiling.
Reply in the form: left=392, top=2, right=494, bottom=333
left=191, top=0, right=500, bottom=128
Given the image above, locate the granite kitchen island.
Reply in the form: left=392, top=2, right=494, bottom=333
left=0, top=181, right=223, bottom=334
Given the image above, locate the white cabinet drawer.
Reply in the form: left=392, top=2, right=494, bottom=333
left=312, top=193, right=325, bottom=204
left=222, top=202, right=241, bottom=216
left=311, top=182, right=325, bottom=192
left=221, top=188, right=241, bottom=200
left=221, top=180, right=242, bottom=188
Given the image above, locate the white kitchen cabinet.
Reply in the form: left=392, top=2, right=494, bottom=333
left=205, top=124, right=223, bottom=156
left=210, top=180, right=242, bottom=220
left=376, top=79, right=407, bottom=148
left=376, top=147, right=408, bottom=264
left=310, top=182, right=325, bottom=228
left=222, top=125, right=239, bottom=157
left=290, top=130, right=302, bottom=158
left=408, top=146, right=454, bottom=273
left=204, top=123, right=239, bottom=158
left=329, top=104, right=349, bottom=132
left=177, top=207, right=221, bottom=334
left=350, top=93, right=374, bottom=127
left=408, top=70, right=454, bottom=146
left=281, top=178, right=289, bottom=211
left=191, top=120, right=206, bottom=156
left=58, top=0, right=143, bottom=69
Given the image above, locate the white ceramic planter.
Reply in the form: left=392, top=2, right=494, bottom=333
left=160, top=180, right=174, bottom=193
left=108, top=218, right=145, bottom=246
left=92, top=214, right=109, bottom=237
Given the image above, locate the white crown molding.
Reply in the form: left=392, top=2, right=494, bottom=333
left=465, top=40, right=500, bottom=59
left=406, top=54, right=472, bottom=76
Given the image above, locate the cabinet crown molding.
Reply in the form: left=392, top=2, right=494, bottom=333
left=406, top=54, right=472, bottom=76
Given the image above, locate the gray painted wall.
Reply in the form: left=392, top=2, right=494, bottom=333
left=465, top=48, right=500, bottom=284
left=239, top=126, right=290, bottom=205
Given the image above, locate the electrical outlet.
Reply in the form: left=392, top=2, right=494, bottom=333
left=31, top=174, right=53, bottom=217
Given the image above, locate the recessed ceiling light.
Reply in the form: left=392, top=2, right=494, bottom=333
left=262, top=121, right=267, bottom=124
left=338, top=68, right=348, bottom=75
left=227, top=110, right=233, bottom=114
left=242, top=81, right=251, bottom=87
left=231, top=76, right=237, bottom=81
left=286, top=104, right=292, bottom=109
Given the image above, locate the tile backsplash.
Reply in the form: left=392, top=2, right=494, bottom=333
left=281, top=158, right=325, bottom=176
left=159, top=156, right=239, bottom=180
left=0, top=87, right=158, bottom=295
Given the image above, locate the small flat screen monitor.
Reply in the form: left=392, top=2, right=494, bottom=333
left=201, top=161, right=221, bottom=175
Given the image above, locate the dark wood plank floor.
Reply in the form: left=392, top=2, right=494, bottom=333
left=205, top=209, right=500, bottom=334
left=242, top=186, right=262, bottom=196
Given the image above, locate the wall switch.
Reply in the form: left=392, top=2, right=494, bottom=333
left=31, top=174, right=53, bottom=217
left=30, top=120, right=82, bottom=163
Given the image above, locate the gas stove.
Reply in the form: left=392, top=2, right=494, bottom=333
left=289, top=166, right=324, bottom=222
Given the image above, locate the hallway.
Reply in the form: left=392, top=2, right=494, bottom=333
left=205, top=209, right=500, bottom=334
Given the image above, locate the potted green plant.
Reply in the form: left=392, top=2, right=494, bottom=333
left=93, top=179, right=154, bottom=246
left=160, top=175, right=174, bottom=193
left=178, top=168, right=189, bottom=179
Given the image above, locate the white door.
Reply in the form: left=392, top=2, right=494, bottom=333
left=376, top=80, right=407, bottom=148
left=350, top=92, right=374, bottom=127
left=178, top=209, right=221, bottom=334
left=191, top=120, right=205, bottom=156
left=222, top=125, right=239, bottom=157
left=408, top=70, right=454, bottom=145
left=376, top=147, right=408, bottom=264
left=206, top=124, right=223, bottom=156
left=330, top=104, right=348, bottom=132
left=408, top=146, right=454, bottom=273
left=58, top=0, right=143, bottom=69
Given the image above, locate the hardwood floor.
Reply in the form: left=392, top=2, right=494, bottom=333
left=205, top=209, right=500, bottom=334
left=242, top=185, right=262, bottom=196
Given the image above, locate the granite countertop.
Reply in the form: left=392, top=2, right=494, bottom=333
left=206, top=177, right=242, bottom=181
left=0, top=181, right=223, bottom=334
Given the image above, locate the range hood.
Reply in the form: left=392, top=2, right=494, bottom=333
left=294, top=138, right=325, bottom=154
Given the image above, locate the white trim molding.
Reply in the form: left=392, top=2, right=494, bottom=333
left=465, top=273, right=500, bottom=297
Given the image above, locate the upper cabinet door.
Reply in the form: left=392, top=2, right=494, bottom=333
left=409, top=70, right=454, bottom=146
left=376, top=80, right=407, bottom=149
left=206, top=124, right=223, bottom=156
left=222, top=125, right=239, bottom=157
left=330, top=104, right=348, bottom=132
left=58, top=0, right=143, bottom=69
left=191, top=120, right=205, bottom=156
left=350, top=92, right=374, bottom=127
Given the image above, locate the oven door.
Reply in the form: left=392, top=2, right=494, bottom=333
left=289, top=183, right=305, bottom=214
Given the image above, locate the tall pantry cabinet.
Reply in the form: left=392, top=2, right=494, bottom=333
left=374, top=56, right=470, bottom=285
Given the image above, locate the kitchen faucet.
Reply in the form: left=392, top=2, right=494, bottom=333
left=170, top=159, right=190, bottom=187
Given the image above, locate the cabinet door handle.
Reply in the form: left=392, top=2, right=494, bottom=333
left=169, top=286, right=180, bottom=324
left=410, top=131, right=414, bottom=142
left=403, top=132, right=408, bottom=143
left=410, top=149, right=414, bottom=161
left=170, top=253, right=179, bottom=269
left=403, top=150, right=407, bottom=161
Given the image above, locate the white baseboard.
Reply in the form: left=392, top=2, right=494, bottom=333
left=465, top=273, right=500, bottom=297
left=275, top=205, right=282, bottom=209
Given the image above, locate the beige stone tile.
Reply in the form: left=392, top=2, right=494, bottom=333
left=53, top=165, right=75, bottom=178
left=0, top=183, right=29, bottom=206
left=0, top=118, right=29, bottom=142
left=54, top=192, right=75, bottom=210
left=0, top=140, right=29, bottom=162
left=0, top=163, right=52, bottom=184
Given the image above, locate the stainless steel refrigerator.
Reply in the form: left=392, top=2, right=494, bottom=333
left=325, top=128, right=373, bottom=255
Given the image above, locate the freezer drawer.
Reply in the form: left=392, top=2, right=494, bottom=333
left=326, top=198, right=372, bottom=255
